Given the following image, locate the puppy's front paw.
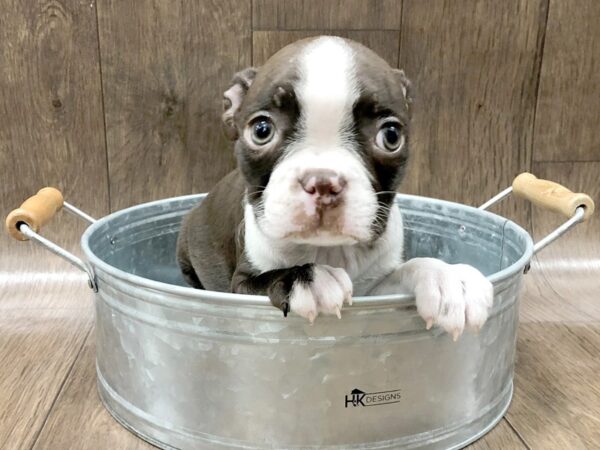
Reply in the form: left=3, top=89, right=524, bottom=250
left=414, top=260, right=493, bottom=340
left=289, top=265, right=353, bottom=323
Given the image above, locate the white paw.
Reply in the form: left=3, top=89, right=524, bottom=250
left=414, top=261, right=493, bottom=340
left=290, top=265, right=353, bottom=323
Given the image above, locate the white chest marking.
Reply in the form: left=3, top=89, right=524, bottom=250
left=244, top=203, right=405, bottom=295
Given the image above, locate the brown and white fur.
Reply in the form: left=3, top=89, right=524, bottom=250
left=177, top=37, right=493, bottom=340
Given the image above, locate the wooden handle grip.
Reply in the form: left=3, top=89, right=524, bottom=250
left=5, top=187, right=64, bottom=241
left=512, top=173, right=595, bottom=221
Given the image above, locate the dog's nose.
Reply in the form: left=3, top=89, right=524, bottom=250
left=299, top=170, right=347, bottom=205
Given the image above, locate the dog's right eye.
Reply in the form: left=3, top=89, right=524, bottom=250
left=376, top=121, right=404, bottom=152
left=250, top=117, right=275, bottom=145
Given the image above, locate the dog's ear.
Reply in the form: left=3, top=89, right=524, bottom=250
left=394, top=69, right=413, bottom=111
left=222, top=67, right=258, bottom=140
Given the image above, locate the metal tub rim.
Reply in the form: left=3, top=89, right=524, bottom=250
left=80, top=193, right=534, bottom=310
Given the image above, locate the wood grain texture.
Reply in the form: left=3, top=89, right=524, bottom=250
left=507, top=323, right=600, bottom=449
left=530, top=162, right=599, bottom=266
left=96, top=0, right=188, bottom=211
left=253, top=30, right=400, bottom=67
left=32, top=332, right=154, bottom=450
left=184, top=0, right=252, bottom=195
left=0, top=0, right=109, bottom=297
left=533, top=0, right=600, bottom=162
left=253, top=0, right=402, bottom=30
left=97, top=0, right=251, bottom=210
left=398, top=0, right=548, bottom=226
left=519, top=162, right=600, bottom=323
left=0, top=305, right=93, bottom=450
left=508, top=164, right=600, bottom=445
left=1, top=0, right=600, bottom=449
left=467, top=420, right=526, bottom=449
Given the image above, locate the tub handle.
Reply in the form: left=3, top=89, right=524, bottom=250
left=479, top=172, right=595, bottom=255
left=6, top=187, right=64, bottom=241
left=5, top=187, right=98, bottom=291
left=512, top=173, right=594, bottom=221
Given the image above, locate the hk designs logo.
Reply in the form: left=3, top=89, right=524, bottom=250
left=344, top=388, right=402, bottom=408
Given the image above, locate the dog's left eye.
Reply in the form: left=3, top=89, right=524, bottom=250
left=376, top=122, right=404, bottom=152
left=250, top=117, right=275, bottom=145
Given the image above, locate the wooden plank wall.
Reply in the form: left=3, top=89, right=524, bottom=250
left=1, top=0, right=599, bottom=448
left=0, top=2, right=104, bottom=448
left=96, top=0, right=252, bottom=210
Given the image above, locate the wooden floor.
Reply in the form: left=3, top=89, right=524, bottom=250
left=2, top=0, right=600, bottom=448
left=1, top=190, right=599, bottom=450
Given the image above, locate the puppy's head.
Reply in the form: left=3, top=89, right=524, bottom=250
left=223, top=36, right=411, bottom=246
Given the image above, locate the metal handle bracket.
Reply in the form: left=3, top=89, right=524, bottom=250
left=18, top=223, right=98, bottom=291
left=6, top=187, right=99, bottom=291
left=479, top=174, right=593, bottom=255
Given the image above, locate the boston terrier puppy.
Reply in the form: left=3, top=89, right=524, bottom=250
left=177, top=36, right=493, bottom=340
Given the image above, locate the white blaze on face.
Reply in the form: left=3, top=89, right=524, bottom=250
left=298, top=37, right=358, bottom=147
left=256, top=37, right=378, bottom=245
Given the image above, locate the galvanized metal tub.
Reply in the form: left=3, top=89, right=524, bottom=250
left=6, top=173, right=593, bottom=450
left=86, top=193, right=528, bottom=450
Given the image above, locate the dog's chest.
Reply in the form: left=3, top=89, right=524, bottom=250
left=244, top=204, right=405, bottom=295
